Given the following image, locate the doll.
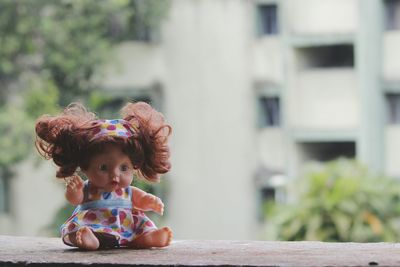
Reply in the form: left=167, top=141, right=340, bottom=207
left=35, top=102, right=172, bottom=250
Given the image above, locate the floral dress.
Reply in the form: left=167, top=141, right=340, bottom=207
left=61, top=181, right=157, bottom=247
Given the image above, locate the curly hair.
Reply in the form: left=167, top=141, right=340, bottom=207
left=35, top=102, right=171, bottom=183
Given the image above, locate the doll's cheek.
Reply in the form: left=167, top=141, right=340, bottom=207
left=122, top=177, right=133, bottom=186
left=87, top=173, right=107, bottom=184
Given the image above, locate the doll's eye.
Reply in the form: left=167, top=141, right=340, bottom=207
left=99, top=164, right=107, bottom=171
left=120, top=164, right=129, bottom=172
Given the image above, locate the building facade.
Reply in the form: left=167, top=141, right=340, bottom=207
left=101, top=0, right=400, bottom=239
left=2, top=0, right=400, bottom=240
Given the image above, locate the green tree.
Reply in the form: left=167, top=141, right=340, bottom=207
left=0, top=105, right=32, bottom=168
left=0, top=0, right=169, bottom=105
left=0, top=0, right=41, bottom=105
left=0, top=0, right=170, bottom=167
left=265, top=159, right=400, bottom=242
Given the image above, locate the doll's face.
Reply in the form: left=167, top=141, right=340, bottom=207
left=83, top=143, right=134, bottom=192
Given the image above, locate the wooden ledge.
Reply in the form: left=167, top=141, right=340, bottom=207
left=1, top=235, right=400, bottom=267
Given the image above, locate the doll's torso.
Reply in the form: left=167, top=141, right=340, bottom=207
left=61, top=181, right=156, bottom=247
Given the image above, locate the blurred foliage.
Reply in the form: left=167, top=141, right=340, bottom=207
left=0, top=76, right=61, bottom=167
left=87, top=91, right=115, bottom=112
left=38, top=0, right=116, bottom=104
left=0, top=0, right=169, bottom=106
left=0, top=105, right=32, bottom=168
left=44, top=202, right=76, bottom=237
left=265, top=158, right=400, bottom=242
left=0, top=0, right=170, bottom=168
left=24, top=77, right=60, bottom=119
left=0, top=0, right=40, bottom=103
left=134, top=177, right=156, bottom=195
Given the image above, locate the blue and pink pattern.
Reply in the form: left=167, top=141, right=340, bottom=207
left=91, top=119, right=136, bottom=141
left=61, top=182, right=157, bottom=247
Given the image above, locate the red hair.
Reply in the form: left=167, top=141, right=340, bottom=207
left=35, top=102, right=171, bottom=183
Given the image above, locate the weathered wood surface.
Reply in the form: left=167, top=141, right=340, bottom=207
left=1, top=235, right=400, bottom=267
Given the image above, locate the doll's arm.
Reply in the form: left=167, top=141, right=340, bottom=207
left=65, top=175, right=84, bottom=206
left=131, top=186, right=164, bottom=215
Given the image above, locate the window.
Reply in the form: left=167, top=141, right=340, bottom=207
left=297, top=45, right=354, bottom=69
left=257, top=4, right=278, bottom=36
left=255, top=170, right=286, bottom=222
left=261, top=187, right=276, bottom=202
left=385, top=0, right=400, bottom=30
left=258, top=96, right=280, bottom=127
left=260, top=183, right=285, bottom=205
left=386, top=93, right=400, bottom=124
left=298, top=142, right=356, bottom=163
left=106, top=1, right=161, bottom=42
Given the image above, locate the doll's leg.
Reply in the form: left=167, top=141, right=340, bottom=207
left=128, top=227, right=172, bottom=249
left=68, top=227, right=100, bottom=251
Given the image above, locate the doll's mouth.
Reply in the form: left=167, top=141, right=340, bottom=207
left=110, top=181, right=119, bottom=186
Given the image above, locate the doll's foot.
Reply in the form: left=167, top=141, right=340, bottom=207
left=75, top=227, right=100, bottom=250
left=130, top=227, right=173, bottom=249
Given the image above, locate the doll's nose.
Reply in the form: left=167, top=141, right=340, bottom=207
left=110, top=170, right=120, bottom=181
left=111, top=174, right=120, bottom=182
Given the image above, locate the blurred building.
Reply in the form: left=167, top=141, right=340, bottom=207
left=100, top=0, right=400, bottom=239
left=2, top=0, right=400, bottom=240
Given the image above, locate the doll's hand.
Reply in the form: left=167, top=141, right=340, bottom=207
left=151, top=195, right=164, bottom=215
left=66, top=175, right=84, bottom=193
